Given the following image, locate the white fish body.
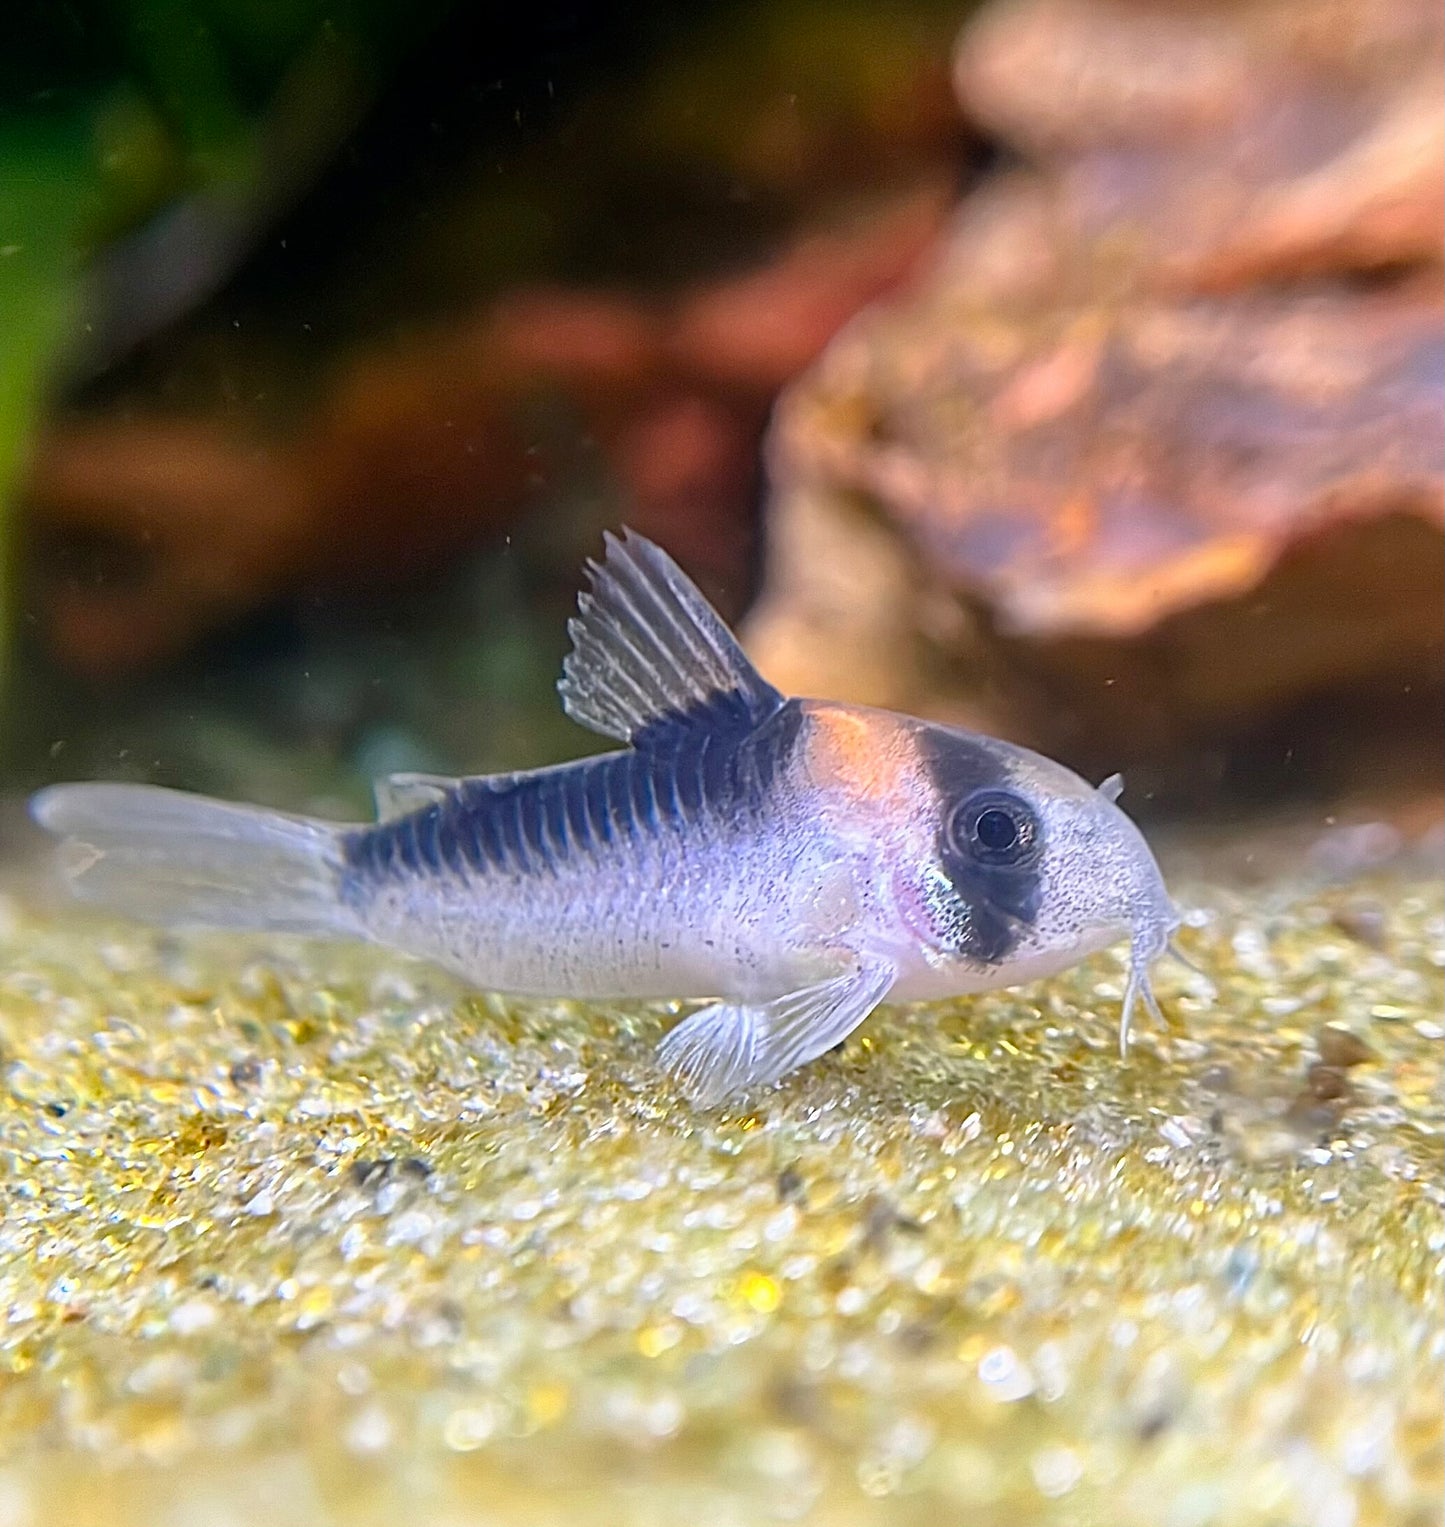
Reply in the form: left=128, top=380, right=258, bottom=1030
left=32, top=532, right=1179, bottom=1103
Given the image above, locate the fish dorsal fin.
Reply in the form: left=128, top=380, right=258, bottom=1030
left=373, top=772, right=458, bottom=821
left=559, top=529, right=783, bottom=745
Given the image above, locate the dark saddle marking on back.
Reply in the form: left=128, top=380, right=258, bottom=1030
left=342, top=697, right=803, bottom=890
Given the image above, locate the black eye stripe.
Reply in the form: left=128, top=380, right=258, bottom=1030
left=916, top=727, right=1045, bottom=965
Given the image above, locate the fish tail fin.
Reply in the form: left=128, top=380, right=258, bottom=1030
left=31, top=782, right=363, bottom=938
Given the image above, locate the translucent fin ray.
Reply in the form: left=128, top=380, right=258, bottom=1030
left=31, top=783, right=359, bottom=937
left=657, top=957, right=895, bottom=1106
left=559, top=530, right=782, bottom=744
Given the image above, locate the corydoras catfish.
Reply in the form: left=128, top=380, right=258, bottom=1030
left=32, top=531, right=1180, bottom=1104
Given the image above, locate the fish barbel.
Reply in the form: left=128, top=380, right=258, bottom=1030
left=32, top=531, right=1180, bottom=1103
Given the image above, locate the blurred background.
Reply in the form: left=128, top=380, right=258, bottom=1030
left=0, top=10, right=1441, bottom=1524
left=1, top=0, right=1441, bottom=832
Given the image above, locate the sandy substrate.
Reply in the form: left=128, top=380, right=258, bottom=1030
left=0, top=830, right=1439, bottom=1526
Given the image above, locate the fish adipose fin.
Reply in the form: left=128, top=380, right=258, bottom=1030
left=559, top=529, right=784, bottom=745
left=657, top=957, right=895, bottom=1106
left=373, top=772, right=458, bottom=821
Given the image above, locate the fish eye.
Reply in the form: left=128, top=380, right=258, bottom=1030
left=949, top=790, right=1041, bottom=867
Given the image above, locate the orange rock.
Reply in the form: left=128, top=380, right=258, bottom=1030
left=748, top=0, right=1444, bottom=774
left=955, top=0, right=1445, bottom=292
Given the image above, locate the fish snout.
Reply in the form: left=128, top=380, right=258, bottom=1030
left=1035, top=792, right=1176, bottom=955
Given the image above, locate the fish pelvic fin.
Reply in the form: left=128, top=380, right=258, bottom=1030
left=31, top=782, right=363, bottom=939
left=559, top=529, right=783, bottom=745
left=657, top=957, right=895, bottom=1106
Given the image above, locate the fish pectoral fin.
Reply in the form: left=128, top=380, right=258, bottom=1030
left=558, top=528, right=783, bottom=745
left=372, top=772, right=459, bottom=821
left=657, top=957, right=895, bottom=1106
